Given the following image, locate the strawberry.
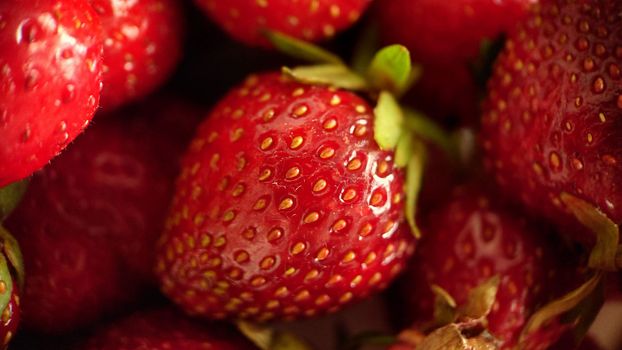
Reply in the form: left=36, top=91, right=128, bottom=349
left=4, top=99, right=200, bottom=333
left=78, top=308, right=258, bottom=350
left=193, top=0, right=372, bottom=47
left=377, top=0, right=533, bottom=66
left=89, top=0, right=184, bottom=111
left=392, top=185, right=582, bottom=349
left=0, top=0, right=103, bottom=187
left=481, top=0, right=622, bottom=244
left=376, top=0, right=533, bottom=124
left=156, top=72, right=416, bottom=322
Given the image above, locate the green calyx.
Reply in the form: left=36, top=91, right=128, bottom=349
left=397, top=278, right=502, bottom=350
left=265, top=31, right=456, bottom=239
left=518, top=272, right=604, bottom=349
left=560, top=192, right=620, bottom=271
left=0, top=180, right=27, bottom=304
left=0, top=226, right=24, bottom=290
left=237, top=321, right=313, bottom=350
left=0, top=180, right=28, bottom=221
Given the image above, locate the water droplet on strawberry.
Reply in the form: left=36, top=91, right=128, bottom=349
left=61, top=83, right=76, bottom=103
left=17, top=18, right=42, bottom=44
left=24, top=68, right=40, bottom=90
left=0, top=108, right=8, bottom=128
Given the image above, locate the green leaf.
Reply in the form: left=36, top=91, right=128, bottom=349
left=264, top=30, right=344, bottom=65
left=367, top=45, right=418, bottom=96
left=559, top=192, right=619, bottom=271
left=237, top=321, right=313, bottom=350
left=282, top=65, right=368, bottom=91
left=0, top=180, right=28, bottom=221
left=431, top=285, right=457, bottom=327
left=403, top=109, right=458, bottom=162
left=373, top=91, right=404, bottom=151
left=0, top=254, right=13, bottom=318
left=561, top=277, right=604, bottom=347
left=405, top=140, right=426, bottom=239
left=0, top=226, right=24, bottom=289
left=520, top=272, right=604, bottom=345
left=394, top=131, right=413, bottom=168
left=459, top=276, right=500, bottom=320
left=270, top=332, right=314, bottom=350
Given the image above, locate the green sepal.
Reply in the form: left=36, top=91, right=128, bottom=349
left=404, top=140, right=426, bottom=239
left=560, top=275, right=604, bottom=347
left=559, top=192, right=619, bottom=271
left=0, top=180, right=28, bottom=221
left=458, top=276, right=500, bottom=320
left=367, top=45, right=420, bottom=97
left=0, top=226, right=24, bottom=289
left=264, top=30, right=344, bottom=65
left=418, top=321, right=500, bottom=350
left=431, top=285, right=457, bottom=327
left=394, top=131, right=414, bottom=168
left=403, top=109, right=458, bottom=162
left=519, top=272, right=604, bottom=347
left=282, top=65, right=368, bottom=91
left=237, top=321, right=313, bottom=350
left=0, top=253, right=13, bottom=317
left=373, top=91, right=404, bottom=151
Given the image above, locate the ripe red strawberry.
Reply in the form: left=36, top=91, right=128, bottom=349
left=377, top=0, right=533, bottom=66
left=156, top=72, right=416, bottom=322
left=77, top=308, right=258, bottom=350
left=4, top=99, right=200, bottom=333
left=481, top=0, right=622, bottom=244
left=392, top=185, right=582, bottom=349
left=194, top=0, right=372, bottom=46
left=377, top=0, right=533, bottom=124
left=0, top=0, right=103, bottom=187
left=89, top=0, right=184, bottom=111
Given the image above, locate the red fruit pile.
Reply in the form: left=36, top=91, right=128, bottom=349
left=0, top=0, right=621, bottom=349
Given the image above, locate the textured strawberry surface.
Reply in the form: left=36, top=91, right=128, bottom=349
left=394, top=185, right=581, bottom=349
left=4, top=101, right=198, bottom=333
left=90, top=0, right=183, bottom=110
left=481, top=0, right=622, bottom=244
left=194, top=0, right=372, bottom=46
left=0, top=0, right=103, bottom=187
left=378, top=0, right=533, bottom=65
left=157, top=73, right=415, bottom=322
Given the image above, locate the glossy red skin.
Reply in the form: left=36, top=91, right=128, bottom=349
left=378, top=0, right=534, bottom=65
left=157, top=73, right=415, bottom=322
left=4, top=104, right=195, bottom=333
left=395, top=186, right=575, bottom=349
left=194, top=0, right=372, bottom=46
left=0, top=285, right=20, bottom=350
left=481, top=0, right=622, bottom=244
left=90, top=0, right=184, bottom=110
left=78, top=308, right=258, bottom=350
left=377, top=0, right=532, bottom=125
left=0, top=0, right=103, bottom=187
